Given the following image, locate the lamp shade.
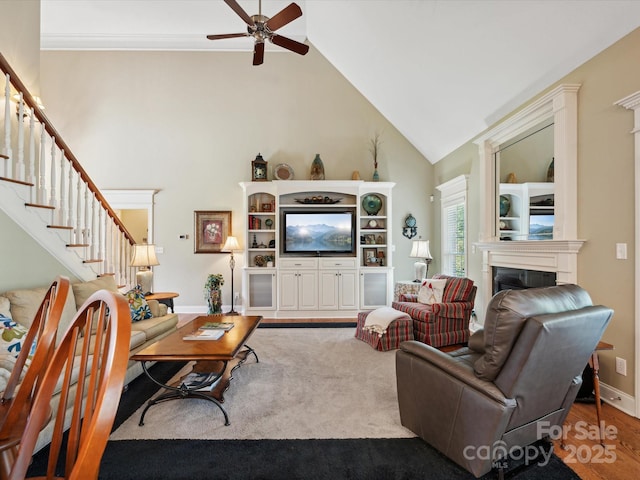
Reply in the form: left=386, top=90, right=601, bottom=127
left=222, top=236, right=241, bottom=252
left=130, top=244, right=159, bottom=268
left=410, top=240, right=432, bottom=260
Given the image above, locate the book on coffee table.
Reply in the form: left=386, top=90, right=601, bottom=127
left=183, top=329, right=225, bottom=341
left=199, top=321, right=235, bottom=331
left=182, top=372, right=221, bottom=391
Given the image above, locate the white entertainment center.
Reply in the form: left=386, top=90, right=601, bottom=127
left=240, top=180, right=395, bottom=318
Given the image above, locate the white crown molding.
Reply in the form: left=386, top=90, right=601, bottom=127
left=41, top=33, right=308, bottom=52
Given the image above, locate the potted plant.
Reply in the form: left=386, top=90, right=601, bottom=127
left=204, top=274, right=224, bottom=314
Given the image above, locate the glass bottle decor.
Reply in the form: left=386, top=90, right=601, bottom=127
left=372, top=169, right=380, bottom=182
left=310, top=154, right=325, bottom=180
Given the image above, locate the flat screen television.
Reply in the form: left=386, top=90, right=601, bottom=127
left=281, top=209, right=356, bottom=256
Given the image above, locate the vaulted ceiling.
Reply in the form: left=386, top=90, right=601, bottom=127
left=40, top=0, right=640, bottom=163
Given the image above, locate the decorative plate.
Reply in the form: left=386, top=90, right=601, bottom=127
left=295, top=197, right=342, bottom=204
left=274, top=163, right=294, bottom=180
left=361, top=194, right=383, bottom=216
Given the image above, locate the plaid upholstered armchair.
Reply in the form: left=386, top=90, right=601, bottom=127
left=392, top=274, right=476, bottom=347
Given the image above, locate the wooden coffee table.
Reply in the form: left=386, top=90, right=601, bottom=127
left=131, top=315, right=262, bottom=426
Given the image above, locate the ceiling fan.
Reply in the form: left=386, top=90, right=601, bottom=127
left=206, top=0, right=309, bottom=66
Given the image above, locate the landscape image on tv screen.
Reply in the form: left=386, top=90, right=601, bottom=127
left=529, top=215, right=554, bottom=240
left=284, top=212, right=353, bottom=253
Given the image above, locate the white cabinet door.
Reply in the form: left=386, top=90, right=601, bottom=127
left=278, top=271, right=299, bottom=310
left=279, top=270, right=318, bottom=310
left=318, top=270, right=339, bottom=310
left=246, top=270, right=276, bottom=310
left=298, top=271, right=318, bottom=310
left=338, top=270, right=358, bottom=310
left=360, top=269, right=390, bottom=309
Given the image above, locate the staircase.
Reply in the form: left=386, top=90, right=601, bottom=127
left=1, top=53, right=136, bottom=286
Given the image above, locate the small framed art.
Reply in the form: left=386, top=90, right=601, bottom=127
left=363, top=248, right=378, bottom=265
left=194, top=210, right=232, bottom=254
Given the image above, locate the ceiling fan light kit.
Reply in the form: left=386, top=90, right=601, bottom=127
left=207, top=0, right=309, bottom=66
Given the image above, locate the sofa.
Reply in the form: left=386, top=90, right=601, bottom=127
left=391, top=274, right=476, bottom=347
left=0, top=275, right=178, bottom=452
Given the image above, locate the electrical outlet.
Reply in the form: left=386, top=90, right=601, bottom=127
left=234, top=292, right=240, bottom=302
left=615, top=357, right=627, bottom=376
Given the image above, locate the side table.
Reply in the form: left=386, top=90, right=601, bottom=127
left=394, top=280, right=421, bottom=301
left=146, top=292, right=179, bottom=312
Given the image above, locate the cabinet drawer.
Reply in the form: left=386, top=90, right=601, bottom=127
left=319, top=258, right=357, bottom=269
left=279, top=258, right=318, bottom=269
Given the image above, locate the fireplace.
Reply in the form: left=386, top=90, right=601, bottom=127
left=493, top=267, right=556, bottom=295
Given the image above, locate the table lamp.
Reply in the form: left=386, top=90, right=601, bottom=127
left=222, top=236, right=241, bottom=315
left=410, top=238, right=432, bottom=282
left=130, top=244, right=159, bottom=294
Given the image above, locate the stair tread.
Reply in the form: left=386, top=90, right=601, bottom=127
left=47, top=225, right=73, bottom=230
left=0, top=153, right=8, bottom=159
left=67, top=244, right=89, bottom=247
left=2, top=177, right=34, bottom=187
left=83, top=259, right=103, bottom=264
left=26, top=202, right=55, bottom=210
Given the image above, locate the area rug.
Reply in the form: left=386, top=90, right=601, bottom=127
left=28, top=327, right=580, bottom=480
left=110, top=327, right=411, bottom=440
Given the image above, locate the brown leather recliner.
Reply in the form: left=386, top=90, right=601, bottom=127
left=395, top=284, right=613, bottom=478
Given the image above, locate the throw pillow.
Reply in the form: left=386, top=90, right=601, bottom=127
left=72, top=276, right=119, bottom=310
left=124, top=285, right=152, bottom=322
left=0, top=314, right=30, bottom=359
left=417, top=279, right=447, bottom=304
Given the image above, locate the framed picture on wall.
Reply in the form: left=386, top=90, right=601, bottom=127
left=194, top=211, right=232, bottom=253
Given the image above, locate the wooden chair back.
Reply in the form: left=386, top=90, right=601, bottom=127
left=0, top=276, right=70, bottom=435
left=7, top=289, right=131, bottom=480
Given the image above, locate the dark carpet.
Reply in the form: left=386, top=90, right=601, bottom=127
left=27, top=351, right=580, bottom=480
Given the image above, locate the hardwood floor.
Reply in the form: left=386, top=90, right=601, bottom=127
left=176, top=314, right=640, bottom=478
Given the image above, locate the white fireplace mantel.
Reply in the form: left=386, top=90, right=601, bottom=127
left=476, top=239, right=585, bottom=281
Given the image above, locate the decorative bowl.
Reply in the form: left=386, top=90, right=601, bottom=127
left=362, top=194, right=383, bottom=216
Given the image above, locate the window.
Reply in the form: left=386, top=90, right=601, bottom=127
left=436, top=175, right=468, bottom=277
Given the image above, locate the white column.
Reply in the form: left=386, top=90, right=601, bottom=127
left=614, top=91, right=640, bottom=419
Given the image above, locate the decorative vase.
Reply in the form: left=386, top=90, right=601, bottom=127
left=546, top=158, right=554, bottom=182
left=310, top=154, right=325, bottom=180
left=499, top=195, right=511, bottom=217
left=207, top=288, right=222, bottom=314
left=362, top=194, right=383, bottom=216
left=372, top=169, right=379, bottom=182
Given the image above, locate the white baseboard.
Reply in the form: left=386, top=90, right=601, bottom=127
left=599, top=381, right=637, bottom=418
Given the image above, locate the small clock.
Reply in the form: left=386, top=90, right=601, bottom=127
left=251, top=153, right=268, bottom=182
left=367, top=219, right=378, bottom=228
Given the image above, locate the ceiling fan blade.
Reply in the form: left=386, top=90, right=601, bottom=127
left=265, top=3, right=302, bottom=31
left=271, top=34, right=309, bottom=56
left=253, top=42, right=265, bottom=66
left=206, top=33, right=249, bottom=41
left=224, top=0, right=255, bottom=26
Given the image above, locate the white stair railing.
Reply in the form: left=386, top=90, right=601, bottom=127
left=0, top=52, right=136, bottom=287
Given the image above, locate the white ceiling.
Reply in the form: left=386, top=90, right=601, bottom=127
left=40, top=0, right=640, bottom=163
